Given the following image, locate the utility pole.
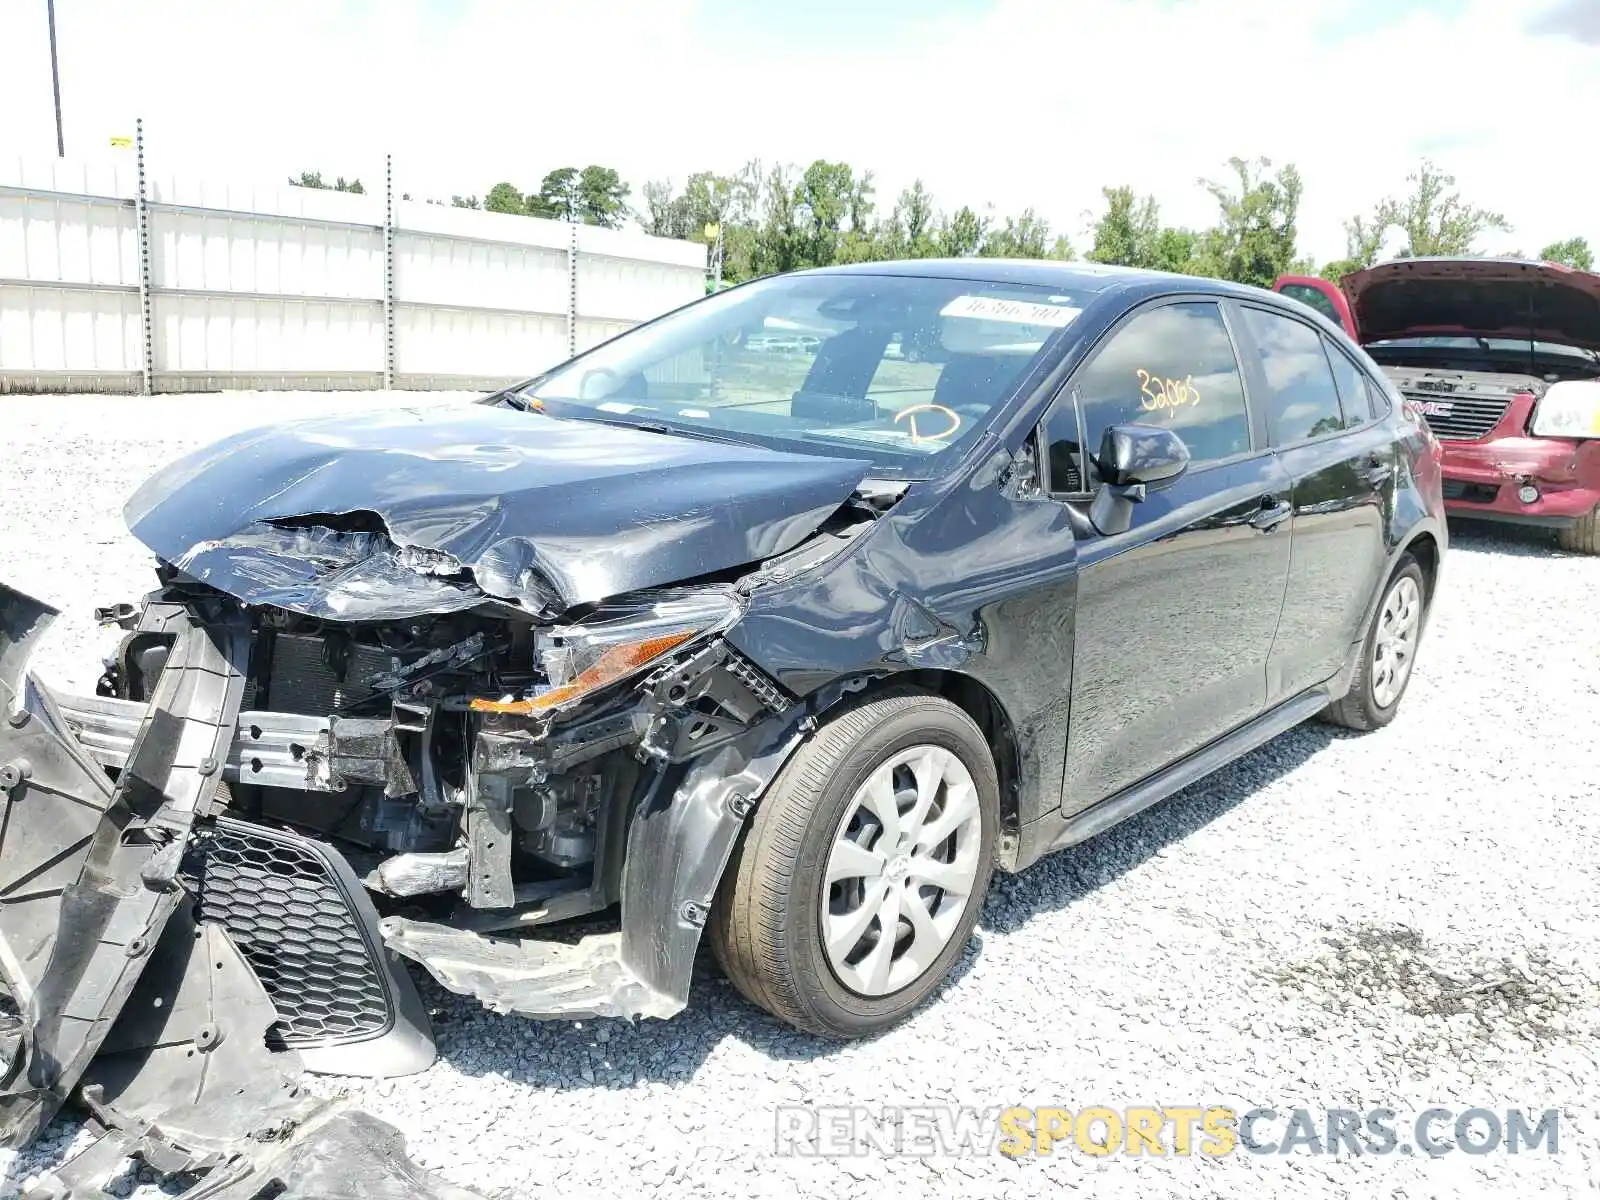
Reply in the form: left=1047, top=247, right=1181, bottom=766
left=47, top=0, right=65, bottom=156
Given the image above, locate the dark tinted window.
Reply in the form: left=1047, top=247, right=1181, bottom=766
left=1367, top=377, right=1391, bottom=419
left=1325, top=342, right=1370, bottom=427
left=1041, top=400, right=1084, bottom=493
left=1240, top=307, right=1346, bottom=444
left=1279, top=282, right=1341, bottom=326
left=1071, top=302, right=1251, bottom=474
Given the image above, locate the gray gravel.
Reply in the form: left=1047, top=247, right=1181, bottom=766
left=2, top=392, right=1598, bottom=1199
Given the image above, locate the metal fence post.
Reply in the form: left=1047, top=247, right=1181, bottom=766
left=383, top=153, right=396, bottom=390
left=566, top=214, right=578, bottom=358
left=134, top=118, right=154, bottom=395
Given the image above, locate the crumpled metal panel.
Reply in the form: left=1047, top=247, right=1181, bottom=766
left=124, top=402, right=869, bottom=616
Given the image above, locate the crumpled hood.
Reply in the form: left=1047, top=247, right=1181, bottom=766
left=1343, top=257, right=1600, bottom=351
left=125, top=402, right=870, bottom=618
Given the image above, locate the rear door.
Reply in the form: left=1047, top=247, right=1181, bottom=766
left=1043, top=298, right=1295, bottom=813
left=1234, top=303, right=1391, bottom=702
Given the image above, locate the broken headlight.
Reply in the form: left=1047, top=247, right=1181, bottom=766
left=471, top=587, right=742, bottom=715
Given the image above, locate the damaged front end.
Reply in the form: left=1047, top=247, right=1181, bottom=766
left=0, top=585, right=474, bottom=1198
left=42, top=518, right=824, bottom=1035
left=0, top=400, right=883, bottom=1185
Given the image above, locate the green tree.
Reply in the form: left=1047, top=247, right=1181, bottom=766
left=1086, top=186, right=1197, bottom=272
left=1192, top=156, right=1304, bottom=287
left=1087, top=186, right=1161, bottom=267
left=289, top=171, right=364, bottom=194
left=753, top=164, right=803, bottom=276
left=484, top=182, right=526, bottom=214
left=1390, top=160, right=1509, bottom=258
left=526, top=168, right=579, bottom=221
left=577, top=165, right=630, bottom=228
left=450, top=195, right=480, bottom=210
left=1539, top=236, right=1594, bottom=270
left=641, top=178, right=693, bottom=238
left=1149, top=227, right=1199, bottom=273
left=937, top=206, right=988, bottom=257
left=523, top=166, right=630, bottom=227
left=979, top=209, right=1052, bottom=258
left=1318, top=205, right=1398, bottom=280
left=794, top=160, right=860, bottom=268
left=893, top=181, right=938, bottom=258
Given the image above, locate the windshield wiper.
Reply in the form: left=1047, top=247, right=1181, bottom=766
left=531, top=403, right=745, bottom=445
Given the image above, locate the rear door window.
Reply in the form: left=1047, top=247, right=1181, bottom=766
left=1324, top=341, right=1371, bottom=428
left=1239, top=307, right=1346, bottom=444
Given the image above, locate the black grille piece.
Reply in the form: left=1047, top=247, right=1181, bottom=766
left=1407, top=391, right=1513, bottom=441
left=188, top=818, right=394, bottom=1048
left=1442, top=479, right=1501, bottom=504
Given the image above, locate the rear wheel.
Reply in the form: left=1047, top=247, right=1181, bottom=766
left=710, top=690, right=997, bottom=1039
left=1323, top=555, right=1428, bottom=731
left=1556, top=506, right=1599, bottom=555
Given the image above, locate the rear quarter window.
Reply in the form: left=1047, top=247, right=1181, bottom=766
left=1324, top=341, right=1373, bottom=428
left=1238, top=306, right=1346, bottom=445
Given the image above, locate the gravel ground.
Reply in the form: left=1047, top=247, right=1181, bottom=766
left=2, top=392, right=1597, bottom=1199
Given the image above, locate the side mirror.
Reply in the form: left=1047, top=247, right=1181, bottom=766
left=1088, top=423, right=1191, bottom=535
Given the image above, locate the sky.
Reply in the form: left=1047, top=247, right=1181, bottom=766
left=2, top=0, right=1597, bottom=265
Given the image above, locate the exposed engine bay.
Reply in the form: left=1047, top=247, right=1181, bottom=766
left=87, top=570, right=798, bottom=926
left=0, top=396, right=912, bottom=1192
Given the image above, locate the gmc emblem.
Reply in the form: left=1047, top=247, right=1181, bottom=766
left=1415, top=400, right=1454, bottom=417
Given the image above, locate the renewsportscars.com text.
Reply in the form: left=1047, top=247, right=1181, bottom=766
left=774, top=1105, right=1560, bottom=1159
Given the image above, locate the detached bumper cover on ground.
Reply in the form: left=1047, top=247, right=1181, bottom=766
left=0, top=584, right=474, bottom=1198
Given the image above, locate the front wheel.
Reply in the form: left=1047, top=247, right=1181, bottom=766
left=1323, top=554, right=1428, bottom=731
left=710, top=689, right=998, bottom=1039
left=1556, top=506, right=1599, bottom=555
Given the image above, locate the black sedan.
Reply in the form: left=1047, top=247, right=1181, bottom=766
left=0, top=259, right=1446, bottom=1115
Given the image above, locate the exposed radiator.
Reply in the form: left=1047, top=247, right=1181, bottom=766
left=261, top=632, right=397, bottom=716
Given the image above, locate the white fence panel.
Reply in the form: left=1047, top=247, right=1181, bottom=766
left=0, top=151, right=707, bottom=394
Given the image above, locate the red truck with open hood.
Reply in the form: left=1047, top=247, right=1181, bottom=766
left=1275, top=258, right=1600, bottom=553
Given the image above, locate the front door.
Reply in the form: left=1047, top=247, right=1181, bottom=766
left=1233, top=304, right=1390, bottom=700
left=1043, top=299, right=1295, bottom=814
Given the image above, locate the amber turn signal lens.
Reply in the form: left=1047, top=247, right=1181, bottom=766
left=470, top=630, right=697, bottom=715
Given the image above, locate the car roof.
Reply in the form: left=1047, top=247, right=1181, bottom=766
left=800, top=257, right=1281, bottom=304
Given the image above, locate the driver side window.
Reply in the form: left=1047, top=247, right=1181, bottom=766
left=1051, top=301, right=1252, bottom=490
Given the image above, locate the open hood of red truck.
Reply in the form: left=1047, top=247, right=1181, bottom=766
left=1342, top=258, right=1600, bottom=352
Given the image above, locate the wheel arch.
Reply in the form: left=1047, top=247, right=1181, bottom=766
left=824, top=669, right=1023, bottom=869
left=1402, top=529, right=1441, bottom=602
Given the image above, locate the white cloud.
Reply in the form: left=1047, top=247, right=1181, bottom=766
left=2, top=0, right=1595, bottom=264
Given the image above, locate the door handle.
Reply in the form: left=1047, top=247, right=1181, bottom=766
left=1249, top=499, right=1293, bottom=532
left=1362, top=455, right=1392, bottom=486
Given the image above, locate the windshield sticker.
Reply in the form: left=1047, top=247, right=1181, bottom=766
left=597, top=401, right=637, bottom=413
left=941, top=295, right=1082, bottom=327
left=1137, top=369, right=1201, bottom=414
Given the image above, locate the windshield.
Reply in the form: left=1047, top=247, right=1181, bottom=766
left=516, top=273, right=1092, bottom=475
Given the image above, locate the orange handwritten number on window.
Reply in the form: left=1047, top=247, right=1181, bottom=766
left=1135, top=369, right=1200, bottom=415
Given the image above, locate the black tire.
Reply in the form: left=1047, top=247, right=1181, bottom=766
left=1323, top=554, right=1428, bottom=731
left=1557, top=506, right=1599, bottom=555
left=709, top=689, right=998, bottom=1039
